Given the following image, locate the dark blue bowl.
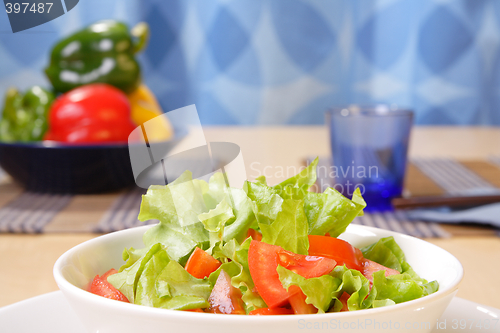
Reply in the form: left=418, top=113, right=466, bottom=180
left=0, top=141, right=138, bottom=194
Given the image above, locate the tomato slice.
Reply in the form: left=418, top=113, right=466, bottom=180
left=100, top=268, right=119, bottom=281
left=208, top=269, right=246, bottom=314
left=277, top=251, right=336, bottom=279
left=249, top=307, right=293, bottom=315
left=288, top=286, right=317, bottom=314
left=248, top=241, right=288, bottom=308
left=246, top=228, right=262, bottom=241
left=308, top=235, right=362, bottom=271
left=361, top=259, right=400, bottom=283
left=185, top=247, right=222, bottom=279
left=354, top=247, right=365, bottom=263
left=248, top=240, right=336, bottom=308
left=339, top=292, right=350, bottom=312
left=89, top=269, right=129, bottom=303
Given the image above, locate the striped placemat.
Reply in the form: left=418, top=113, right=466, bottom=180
left=0, top=157, right=500, bottom=237
left=93, top=187, right=157, bottom=233
left=0, top=193, right=72, bottom=233
left=411, top=158, right=500, bottom=196
left=352, top=211, right=451, bottom=238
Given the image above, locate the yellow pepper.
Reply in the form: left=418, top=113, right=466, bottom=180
left=128, top=84, right=174, bottom=142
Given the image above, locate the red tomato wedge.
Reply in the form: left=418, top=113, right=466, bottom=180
left=246, top=228, right=262, bottom=241
left=185, top=247, right=222, bottom=279
left=248, top=240, right=336, bottom=308
left=249, top=307, right=293, bottom=315
left=89, top=269, right=129, bottom=303
left=100, top=268, right=119, bottom=281
left=278, top=251, right=336, bottom=279
left=208, top=269, right=246, bottom=314
left=339, top=292, right=350, bottom=312
left=308, top=235, right=362, bottom=271
left=288, top=286, right=317, bottom=314
left=354, top=247, right=365, bottom=263
left=361, top=259, right=400, bottom=282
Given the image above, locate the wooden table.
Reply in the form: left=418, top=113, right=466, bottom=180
left=1, top=126, right=499, bottom=308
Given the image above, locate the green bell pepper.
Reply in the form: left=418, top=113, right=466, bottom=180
left=0, top=86, right=55, bottom=142
left=45, top=20, right=149, bottom=94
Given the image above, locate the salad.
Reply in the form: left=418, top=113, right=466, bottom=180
left=88, top=158, right=439, bottom=315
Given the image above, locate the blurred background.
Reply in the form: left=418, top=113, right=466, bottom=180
left=1, top=0, right=500, bottom=125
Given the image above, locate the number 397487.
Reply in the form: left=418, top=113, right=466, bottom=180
left=5, top=3, right=53, bottom=14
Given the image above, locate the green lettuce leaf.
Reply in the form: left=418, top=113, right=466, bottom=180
left=255, top=175, right=267, bottom=185
left=304, top=187, right=366, bottom=237
left=361, top=237, right=439, bottom=304
left=277, top=264, right=377, bottom=313
left=156, top=296, right=210, bottom=310
left=329, top=265, right=372, bottom=311
left=138, top=171, right=255, bottom=263
left=138, top=171, right=210, bottom=262
left=244, top=181, right=283, bottom=225
left=200, top=173, right=256, bottom=244
left=372, top=270, right=426, bottom=304
left=108, top=243, right=164, bottom=303
left=372, top=299, right=396, bottom=308
left=155, top=260, right=212, bottom=300
left=138, top=171, right=207, bottom=226
left=278, top=185, right=310, bottom=200
left=351, top=188, right=366, bottom=217
left=361, top=236, right=404, bottom=272
left=198, top=198, right=235, bottom=252
left=222, top=188, right=256, bottom=243
left=135, top=249, right=171, bottom=306
left=134, top=255, right=210, bottom=310
left=211, top=238, right=266, bottom=312
left=277, top=265, right=341, bottom=313
left=273, top=157, right=318, bottom=192
left=142, top=222, right=206, bottom=264
left=260, top=199, right=309, bottom=255
left=120, top=246, right=149, bottom=271
left=244, top=158, right=319, bottom=226
left=199, top=173, right=226, bottom=210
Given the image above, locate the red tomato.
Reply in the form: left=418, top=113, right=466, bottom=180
left=249, top=307, right=293, bottom=315
left=278, top=251, right=336, bottom=279
left=288, top=286, right=317, bottom=314
left=339, top=292, right=350, bottom=312
left=248, top=241, right=336, bottom=308
left=354, top=247, right=365, bottom=263
left=89, top=269, right=129, bottom=303
left=208, top=269, right=246, bottom=314
left=45, top=84, right=136, bottom=144
left=100, top=268, right=119, bottom=281
left=361, top=259, right=400, bottom=283
left=308, top=235, right=362, bottom=271
left=246, top=228, right=262, bottom=241
left=185, top=247, right=222, bottom=279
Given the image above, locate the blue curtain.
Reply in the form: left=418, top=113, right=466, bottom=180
left=1, top=0, right=499, bottom=125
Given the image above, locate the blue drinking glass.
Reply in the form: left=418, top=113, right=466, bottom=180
left=326, top=105, right=413, bottom=211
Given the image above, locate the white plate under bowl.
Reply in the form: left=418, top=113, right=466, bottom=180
left=1, top=292, right=498, bottom=333
left=53, top=224, right=464, bottom=333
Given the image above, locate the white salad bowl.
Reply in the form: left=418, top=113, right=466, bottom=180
left=54, top=224, right=463, bottom=333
